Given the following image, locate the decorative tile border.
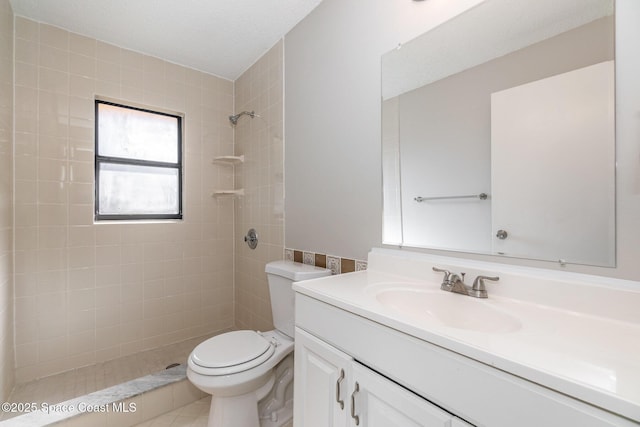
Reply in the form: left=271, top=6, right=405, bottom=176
left=303, top=251, right=315, bottom=266
left=326, top=255, right=341, bottom=275
left=355, top=260, right=368, bottom=271
left=285, top=248, right=294, bottom=261
left=284, top=248, right=367, bottom=275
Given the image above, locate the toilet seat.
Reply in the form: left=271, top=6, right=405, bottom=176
left=190, top=330, right=276, bottom=376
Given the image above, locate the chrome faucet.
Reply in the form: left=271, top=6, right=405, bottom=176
left=432, top=267, right=499, bottom=298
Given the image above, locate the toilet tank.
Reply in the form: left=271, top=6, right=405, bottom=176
left=265, top=260, right=331, bottom=338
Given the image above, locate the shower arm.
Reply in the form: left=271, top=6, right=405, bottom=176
left=229, top=111, right=258, bottom=125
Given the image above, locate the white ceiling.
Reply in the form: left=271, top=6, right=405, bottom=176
left=9, top=0, right=323, bottom=81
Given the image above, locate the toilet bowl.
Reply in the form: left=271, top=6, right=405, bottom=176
left=187, top=260, right=331, bottom=427
left=187, top=329, right=294, bottom=426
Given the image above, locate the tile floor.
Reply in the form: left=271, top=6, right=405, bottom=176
left=133, top=397, right=294, bottom=427
left=133, top=397, right=210, bottom=426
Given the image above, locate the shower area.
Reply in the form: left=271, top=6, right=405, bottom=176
left=2, top=4, right=285, bottom=424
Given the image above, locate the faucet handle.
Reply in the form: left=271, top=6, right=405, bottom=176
left=470, top=275, right=499, bottom=298
left=432, top=267, right=451, bottom=282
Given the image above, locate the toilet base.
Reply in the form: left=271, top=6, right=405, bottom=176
left=207, top=374, right=275, bottom=427
left=258, top=353, right=294, bottom=426
left=259, top=399, right=293, bottom=427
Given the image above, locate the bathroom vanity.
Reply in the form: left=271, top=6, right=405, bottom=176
left=292, top=249, right=640, bottom=426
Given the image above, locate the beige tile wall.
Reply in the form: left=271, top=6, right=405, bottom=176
left=13, top=17, right=236, bottom=382
left=234, top=41, right=284, bottom=332
left=0, top=0, right=15, bottom=400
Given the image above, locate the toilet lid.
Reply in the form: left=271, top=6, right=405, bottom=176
left=191, top=330, right=274, bottom=370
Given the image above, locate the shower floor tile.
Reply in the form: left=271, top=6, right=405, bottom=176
left=1, top=333, right=223, bottom=422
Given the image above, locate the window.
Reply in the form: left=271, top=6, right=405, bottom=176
left=95, top=99, right=183, bottom=220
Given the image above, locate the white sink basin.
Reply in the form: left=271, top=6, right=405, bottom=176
left=375, top=288, right=522, bottom=333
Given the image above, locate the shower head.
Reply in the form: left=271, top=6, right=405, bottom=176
left=229, top=111, right=258, bottom=125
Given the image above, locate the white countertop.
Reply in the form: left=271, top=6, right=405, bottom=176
left=293, top=263, right=640, bottom=423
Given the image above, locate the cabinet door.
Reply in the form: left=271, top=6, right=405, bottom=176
left=351, top=362, right=453, bottom=427
left=294, top=328, right=352, bottom=427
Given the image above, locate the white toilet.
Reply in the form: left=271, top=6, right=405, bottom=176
left=187, top=260, right=331, bottom=427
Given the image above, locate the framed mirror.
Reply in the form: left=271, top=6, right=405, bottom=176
left=382, top=0, right=615, bottom=267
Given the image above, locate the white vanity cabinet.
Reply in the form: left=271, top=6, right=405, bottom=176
left=294, top=328, right=461, bottom=427
left=293, top=290, right=639, bottom=427
left=294, top=327, right=352, bottom=427
left=292, top=248, right=640, bottom=425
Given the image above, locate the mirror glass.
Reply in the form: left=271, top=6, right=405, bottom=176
left=382, top=0, right=615, bottom=267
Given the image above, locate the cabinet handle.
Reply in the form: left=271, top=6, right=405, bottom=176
left=336, top=369, right=345, bottom=410
left=350, top=381, right=360, bottom=425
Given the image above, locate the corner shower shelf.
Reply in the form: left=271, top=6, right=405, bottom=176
left=211, top=155, right=244, bottom=198
left=212, top=189, right=245, bottom=197
left=212, top=155, right=244, bottom=164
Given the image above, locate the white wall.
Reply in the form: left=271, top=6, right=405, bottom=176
left=284, top=0, right=640, bottom=281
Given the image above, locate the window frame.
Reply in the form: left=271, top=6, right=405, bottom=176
left=94, top=99, right=183, bottom=221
